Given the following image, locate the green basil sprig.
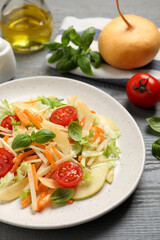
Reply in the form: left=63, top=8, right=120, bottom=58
left=50, top=188, right=75, bottom=203
left=68, top=121, right=82, bottom=142
left=147, top=117, right=160, bottom=160
left=44, top=26, right=102, bottom=75
left=12, top=129, right=56, bottom=150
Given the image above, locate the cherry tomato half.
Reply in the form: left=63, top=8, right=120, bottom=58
left=0, top=148, right=14, bottom=178
left=1, top=115, right=20, bottom=130
left=54, top=161, right=83, bottom=187
left=126, top=73, right=160, bottom=108
left=51, top=106, right=77, bottom=126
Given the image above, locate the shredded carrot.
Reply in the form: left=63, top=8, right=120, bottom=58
left=92, top=131, right=99, bottom=143
left=33, top=113, right=43, bottom=123
left=38, top=183, right=48, bottom=193
left=92, top=123, right=105, bottom=142
left=44, top=149, right=58, bottom=170
left=23, top=109, right=42, bottom=129
left=23, top=149, right=35, bottom=158
left=66, top=199, right=74, bottom=204
left=79, top=116, right=85, bottom=127
left=78, top=155, right=83, bottom=162
left=36, top=190, right=54, bottom=212
left=12, top=158, right=16, bottom=163
left=32, top=142, right=46, bottom=149
left=3, top=135, right=9, bottom=142
left=100, top=135, right=104, bottom=142
left=51, top=145, right=62, bottom=160
left=92, top=123, right=105, bottom=134
left=24, top=100, right=38, bottom=104
left=23, top=155, right=39, bottom=161
left=90, top=110, right=96, bottom=114
left=10, top=153, right=24, bottom=173
left=31, top=164, right=39, bottom=192
left=14, top=106, right=30, bottom=126
left=21, top=194, right=31, bottom=208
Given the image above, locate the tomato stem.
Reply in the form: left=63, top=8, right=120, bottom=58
left=133, top=78, right=153, bottom=94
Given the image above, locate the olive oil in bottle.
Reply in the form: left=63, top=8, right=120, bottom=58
left=1, top=2, right=53, bottom=53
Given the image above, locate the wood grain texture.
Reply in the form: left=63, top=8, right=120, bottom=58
left=0, top=0, right=160, bottom=239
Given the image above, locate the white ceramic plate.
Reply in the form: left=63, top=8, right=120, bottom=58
left=0, top=76, right=145, bottom=229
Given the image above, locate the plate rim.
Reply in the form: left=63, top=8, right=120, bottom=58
left=0, top=76, right=145, bottom=229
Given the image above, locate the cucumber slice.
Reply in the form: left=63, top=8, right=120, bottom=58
left=71, top=142, right=82, bottom=156
left=73, top=163, right=109, bottom=200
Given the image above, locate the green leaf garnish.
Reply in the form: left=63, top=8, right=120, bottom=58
left=146, top=117, right=160, bottom=133
left=50, top=188, right=75, bottom=203
left=12, top=129, right=56, bottom=150
left=48, top=49, right=63, bottom=64
left=35, top=129, right=56, bottom=144
left=152, top=138, right=160, bottom=160
left=77, top=55, right=93, bottom=75
left=44, top=26, right=102, bottom=75
left=12, top=133, right=32, bottom=150
left=43, top=41, right=63, bottom=50
left=80, top=27, right=96, bottom=51
left=90, top=50, right=102, bottom=68
left=68, top=121, right=82, bottom=142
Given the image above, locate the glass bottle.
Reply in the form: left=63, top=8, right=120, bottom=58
left=1, top=0, right=53, bottom=53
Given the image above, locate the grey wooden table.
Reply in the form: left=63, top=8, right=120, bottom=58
left=0, top=0, right=160, bottom=239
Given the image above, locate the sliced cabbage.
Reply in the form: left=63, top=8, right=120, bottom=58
left=103, top=139, right=121, bottom=159
left=0, top=172, right=15, bottom=190
left=16, top=161, right=30, bottom=182
left=81, top=166, right=93, bottom=186
left=19, top=188, right=30, bottom=201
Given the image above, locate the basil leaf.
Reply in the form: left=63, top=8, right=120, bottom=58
left=56, top=54, right=77, bottom=73
left=12, top=133, right=32, bottom=150
left=81, top=27, right=96, bottom=51
left=64, top=46, right=81, bottom=56
left=44, top=41, right=63, bottom=50
left=35, top=129, right=56, bottom=144
left=90, top=50, right=102, bottom=68
left=77, top=55, right=93, bottom=75
left=61, top=26, right=73, bottom=46
left=147, top=117, right=160, bottom=133
left=70, top=29, right=81, bottom=46
left=50, top=188, right=75, bottom=203
left=68, top=121, right=82, bottom=141
left=152, top=138, right=160, bottom=160
left=48, top=49, right=63, bottom=64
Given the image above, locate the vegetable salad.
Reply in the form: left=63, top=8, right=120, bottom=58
left=0, top=95, right=121, bottom=212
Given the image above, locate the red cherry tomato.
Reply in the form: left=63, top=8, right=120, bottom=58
left=1, top=115, right=20, bottom=130
left=0, top=148, right=14, bottom=178
left=126, top=73, right=160, bottom=108
left=54, top=161, right=83, bottom=187
left=51, top=106, right=77, bottom=126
